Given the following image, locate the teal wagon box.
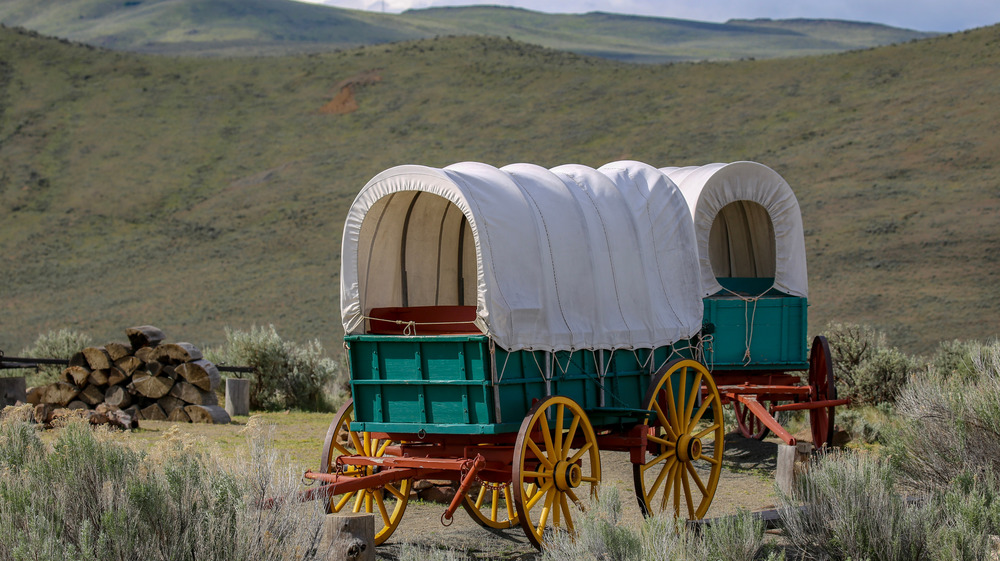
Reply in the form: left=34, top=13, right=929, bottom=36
left=345, top=334, right=679, bottom=435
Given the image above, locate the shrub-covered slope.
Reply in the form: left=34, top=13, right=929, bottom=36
left=0, top=26, right=997, bottom=353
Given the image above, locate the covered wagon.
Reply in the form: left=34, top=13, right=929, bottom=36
left=316, top=161, right=728, bottom=547
left=663, top=161, right=846, bottom=446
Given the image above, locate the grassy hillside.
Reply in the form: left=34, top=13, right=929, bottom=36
left=0, top=26, right=997, bottom=356
left=0, top=0, right=935, bottom=61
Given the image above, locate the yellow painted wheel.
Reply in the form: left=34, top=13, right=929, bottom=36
left=461, top=481, right=518, bottom=529
left=633, top=359, right=724, bottom=519
left=320, top=400, right=412, bottom=545
left=513, top=396, right=601, bottom=549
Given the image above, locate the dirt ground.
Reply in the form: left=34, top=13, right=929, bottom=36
left=376, top=432, right=785, bottom=560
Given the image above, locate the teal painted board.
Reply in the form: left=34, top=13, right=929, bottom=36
left=346, top=334, right=682, bottom=435
left=702, top=294, right=808, bottom=369
left=346, top=336, right=492, bottom=431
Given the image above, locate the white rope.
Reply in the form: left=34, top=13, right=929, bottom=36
left=363, top=315, right=480, bottom=337
left=493, top=339, right=513, bottom=383
left=529, top=349, right=548, bottom=382
left=554, top=352, right=573, bottom=376
left=719, top=287, right=767, bottom=366
left=632, top=349, right=654, bottom=372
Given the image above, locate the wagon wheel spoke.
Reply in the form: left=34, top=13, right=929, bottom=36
left=645, top=456, right=676, bottom=501
left=686, top=462, right=709, bottom=496
left=319, top=400, right=412, bottom=545
left=568, top=441, right=594, bottom=464
left=694, top=423, right=722, bottom=440
left=462, top=481, right=519, bottom=529
left=634, top=359, right=724, bottom=520
left=680, top=465, right=695, bottom=518
left=690, top=393, right=714, bottom=429
left=331, top=491, right=354, bottom=513
left=384, top=482, right=406, bottom=501
left=526, top=439, right=554, bottom=469
left=650, top=400, right=679, bottom=441
left=560, top=494, right=575, bottom=533
left=514, top=396, right=601, bottom=549
left=375, top=490, right=392, bottom=525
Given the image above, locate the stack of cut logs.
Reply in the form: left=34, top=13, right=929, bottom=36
left=27, top=325, right=231, bottom=427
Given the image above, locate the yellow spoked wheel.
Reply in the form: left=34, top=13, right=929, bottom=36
left=513, top=396, right=601, bottom=549
left=633, top=359, right=724, bottom=519
left=461, top=481, right=518, bottom=529
left=319, top=400, right=412, bottom=545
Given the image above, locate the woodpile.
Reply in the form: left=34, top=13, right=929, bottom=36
left=26, top=325, right=231, bottom=426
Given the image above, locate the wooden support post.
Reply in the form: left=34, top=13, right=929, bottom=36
left=225, top=378, right=250, bottom=416
left=1, top=376, right=27, bottom=407
left=776, top=442, right=814, bottom=497
left=321, top=513, right=375, bottom=561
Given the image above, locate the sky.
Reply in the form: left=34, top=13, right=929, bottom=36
left=297, top=0, right=1000, bottom=33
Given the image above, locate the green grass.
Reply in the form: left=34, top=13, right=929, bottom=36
left=0, top=0, right=936, bottom=61
left=0, top=26, right=997, bottom=357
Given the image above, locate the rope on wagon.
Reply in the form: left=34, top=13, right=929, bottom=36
left=719, top=287, right=768, bottom=366
left=362, top=315, right=480, bottom=336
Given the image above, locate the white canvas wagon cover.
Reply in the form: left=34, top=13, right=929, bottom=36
left=661, top=162, right=808, bottom=298
left=341, top=161, right=703, bottom=353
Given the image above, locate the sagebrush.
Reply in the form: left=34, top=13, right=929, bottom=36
left=825, top=322, right=922, bottom=405
left=207, top=325, right=344, bottom=412
left=887, top=339, right=1000, bottom=488
left=782, top=339, right=1000, bottom=561
left=0, top=408, right=329, bottom=561
left=10, top=328, right=93, bottom=387
left=538, top=485, right=780, bottom=561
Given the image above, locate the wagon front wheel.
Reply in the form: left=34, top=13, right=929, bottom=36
left=513, top=396, right=601, bottom=549
left=320, top=400, right=412, bottom=545
left=633, top=359, right=724, bottom=519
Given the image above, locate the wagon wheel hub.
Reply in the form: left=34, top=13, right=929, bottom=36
left=553, top=460, right=583, bottom=491
left=676, top=434, right=702, bottom=463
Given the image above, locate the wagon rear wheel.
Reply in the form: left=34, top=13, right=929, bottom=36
left=513, top=396, right=601, bottom=549
left=633, top=359, right=724, bottom=519
left=808, top=336, right=837, bottom=448
left=461, top=481, right=518, bottom=529
left=320, top=400, right=412, bottom=545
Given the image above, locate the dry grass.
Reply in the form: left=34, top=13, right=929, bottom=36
left=0, top=26, right=997, bottom=358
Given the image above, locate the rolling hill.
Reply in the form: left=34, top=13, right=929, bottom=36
left=0, top=0, right=936, bottom=62
left=0, top=25, right=997, bottom=356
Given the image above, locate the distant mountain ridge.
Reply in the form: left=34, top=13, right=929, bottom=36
left=0, top=0, right=936, bottom=61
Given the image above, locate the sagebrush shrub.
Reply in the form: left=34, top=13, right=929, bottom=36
left=888, top=340, right=1000, bottom=488
left=779, top=450, right=936, bottom=561
left=0, top=411, right=328, bottom=561
left=207, top=325, right=343, bottom=411
left=928, top=339, right=979, bottom=380
left=825, top=322, right=922, bottom=405
left=538, top=485, right=776, bottom=561
left=13, top=328, right=93, bottom=385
